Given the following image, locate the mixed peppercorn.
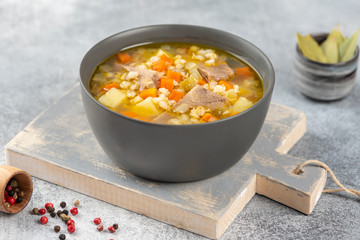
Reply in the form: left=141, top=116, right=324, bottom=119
left=3, top=178, right=24, bottom=208
left=32, top=200, right=80, bottom=239
left=30, top=199, right=119, bottom=239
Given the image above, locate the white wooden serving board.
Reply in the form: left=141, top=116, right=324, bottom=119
left=5, top=84, right=326, bottom=239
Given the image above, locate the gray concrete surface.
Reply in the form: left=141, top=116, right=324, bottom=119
left=0, top=0, right=359, bottom=239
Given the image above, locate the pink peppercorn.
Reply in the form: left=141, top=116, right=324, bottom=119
left=45, top=202, right=54, bottom=209
left=40, top=216, right=48, bottom=224
left=70, top=207, right=78, bottom=216
left=97, top=225, right=104, bottom=232
left=6, top=185, right=13, bottom=192
left=108, top=226, right=116, bottom=233
left=7, top=197, right=15, bottom=206
left=67, top=219, right=75, bottom=226
left=67, top=224, right=75, bottom=234
left=94, top=218, right=101, bottom=225
left=38, top=208, right=46, bottom=215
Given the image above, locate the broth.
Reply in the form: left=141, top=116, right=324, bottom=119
left=90, top=42, right=263, bottom=124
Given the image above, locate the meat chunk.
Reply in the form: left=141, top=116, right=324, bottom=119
left=197, top=63, right=234, bottom=82
left=121, top=64, right=162, bottom=90
left=176, top=85, right=226, bottom=110
left=152, top=113, right=175, bottom=124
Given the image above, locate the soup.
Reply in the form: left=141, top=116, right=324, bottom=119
left=90, top=43, right=263, bottom=124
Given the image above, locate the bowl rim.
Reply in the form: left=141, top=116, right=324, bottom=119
left=80, top=24, right=275, bottom=128
left=296, top=32, right=359, bottom=67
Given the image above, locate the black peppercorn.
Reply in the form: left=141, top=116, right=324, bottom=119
left=50, top=212, right=56, bottom=218
left=59, top=234, right=66, bottom=240
left=47, top=206, right=55, bottom=213
left=113, top=223, right=119, bottom=230
left=62, top=210, right=69, bottom=215
left=57, top=210, right=62, bottom=217
left=15, top=196, right=23, bottom=203
left=60, top=201, right=66, bottom=208
left=54, top=225, right=61, bottom=233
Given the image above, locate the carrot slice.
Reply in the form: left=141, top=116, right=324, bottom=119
left=160, top=77, right=174, bottom=92
left=153, top=60, right=167, bottom=72
left=168, top=90, right=185, bottom=102
left=234, top=67, right=253, bottom=78
left=202, top=113, right=218, bottom=122
left=218, top=80, right=233, bottom=90
left=198, top=78, right=208, bottom=85
left=117, top=53, right=132, bottom=63
left=121, top=111, right=151, bottom=122
left=159, top=54, right=173, bottom=64
left=139, top=87, right=158, bottom=99
left=102, top=82, right=119, bottom=92
left=167, top=70, right=182, bottom=83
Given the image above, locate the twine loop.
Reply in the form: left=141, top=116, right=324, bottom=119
left=293, top=159, right=360, bottom=197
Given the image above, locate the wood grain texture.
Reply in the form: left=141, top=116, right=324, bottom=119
left=0, top=165, right=33, bottom=213
left=5, top=84, right=326, bottom=239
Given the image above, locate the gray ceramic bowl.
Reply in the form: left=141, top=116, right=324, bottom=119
left=80, top=25, right=275, bottom=182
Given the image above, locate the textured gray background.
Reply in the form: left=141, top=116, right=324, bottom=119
left=0, top=0, right=359, bottom=239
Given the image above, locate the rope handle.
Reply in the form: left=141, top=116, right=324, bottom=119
left=293, top=159, right=360, bottom=197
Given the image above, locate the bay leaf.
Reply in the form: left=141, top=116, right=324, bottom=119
left=322, top=33, right=338, bottom=63
left=297, top=33, right=318, bottom=62
left=339, top=29, right=360, bottom=62
left=304, top=34, right=328, bottom=63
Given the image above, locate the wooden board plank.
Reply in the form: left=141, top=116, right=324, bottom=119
left=5, top=83, right=326, bottom=239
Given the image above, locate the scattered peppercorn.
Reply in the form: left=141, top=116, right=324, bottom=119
left=60, top=213, right=71, bottom=222
left=59, top=234, right=66, bottom=240
left=113, top=223, right=118, bottom=230
left=108, top=226, right=116, bottom=233
left=47, top=206, right=55, bottom=213
left=94, top=218, right=101, bottom=225
left=62, top=210, right=69, bottom=215
left=54, top=225, right=61, bottom=233
left=73, top=200, right=80, bottom=207
left=32, top=208, right=39, bottom=215
left=40, top=216, right=48, bottom=225
left=66, top=219, right=75, bottom=226
left=67, top=224, right=75, bottom=234
left=97, top=225, right=104, bottom=232
left=60, top=201, right=66, bottom=208
left=70, top=207, right=78, bottom=216
left=57, top=210, right=62, bottom=217
left=45, top=202, right=54, bottom=209
left=50, top=212, right=56, bottom=218
left=38, top=208, right=46, bottom=215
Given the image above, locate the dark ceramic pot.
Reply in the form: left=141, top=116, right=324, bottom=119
left=80, top=25, right=275, bottom=182
left=294, top=33, right=359, bottom=101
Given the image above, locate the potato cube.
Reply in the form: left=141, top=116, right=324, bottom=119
left=135, top=98, right=159, bottom=114
left=98, top=88, right=127, bottom=109
left=232, top=97, right=253, bottom=113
